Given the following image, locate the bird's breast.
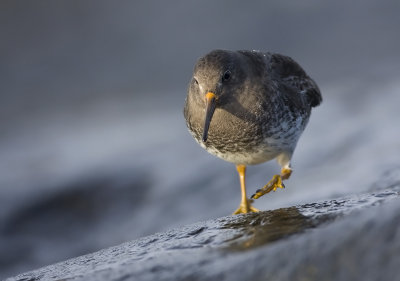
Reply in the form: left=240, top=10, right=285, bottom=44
left=185, top=106, right=280, bottom=164
left=184, top=93, right=308, bottom=165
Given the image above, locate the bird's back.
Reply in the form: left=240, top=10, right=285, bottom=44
left=239, top=51, right=322, bottom=109
left=268, top=52, right=322, bottom=109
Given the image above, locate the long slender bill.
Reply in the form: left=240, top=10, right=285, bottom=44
left=202, top=92, right=217, bottom=142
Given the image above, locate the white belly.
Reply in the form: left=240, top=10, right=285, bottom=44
left=198, top=141, right=281, bottom=165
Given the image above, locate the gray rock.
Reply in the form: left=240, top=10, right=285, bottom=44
left=7, top=185, right=400, bottom=281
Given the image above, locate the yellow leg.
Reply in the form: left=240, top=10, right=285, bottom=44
left=233, top=165, right=259, bottom=214
left=251, top=167, right=292, bottom=199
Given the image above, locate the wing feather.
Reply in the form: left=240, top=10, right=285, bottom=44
left=269, top=53, right=322, bottom=108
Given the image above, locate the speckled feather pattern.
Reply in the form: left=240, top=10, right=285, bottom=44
left=184, top=50, right=321, bottom=166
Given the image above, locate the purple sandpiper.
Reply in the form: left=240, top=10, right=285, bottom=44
left=184, top=50, right=322, bottom=214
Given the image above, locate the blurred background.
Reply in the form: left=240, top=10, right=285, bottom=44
left=1, top=0, right=400, bottom=278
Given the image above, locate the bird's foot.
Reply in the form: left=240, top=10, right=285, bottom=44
left=233, top=198, right=259, bottom=215
left=251, top=175, right=285, bottom=199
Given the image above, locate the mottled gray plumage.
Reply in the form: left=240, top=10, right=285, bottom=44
left=184, top=49, right=322, bottom=213
left=184, top=49, right=321, bottom=167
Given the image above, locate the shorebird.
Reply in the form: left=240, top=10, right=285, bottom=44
left=184, top=50, right=322, bottom=214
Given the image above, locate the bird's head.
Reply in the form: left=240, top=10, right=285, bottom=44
left=189, top=50, right=245, bottom=142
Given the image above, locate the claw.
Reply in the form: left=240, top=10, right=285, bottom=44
left=251, top=174, right=285, bottom=199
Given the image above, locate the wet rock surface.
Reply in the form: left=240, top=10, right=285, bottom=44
left=7, top=183, right=400, bottom=281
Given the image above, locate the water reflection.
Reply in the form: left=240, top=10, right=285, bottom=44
left=222, top=207, right=333, bottom=251
left=221, top=185, right=400, bottom=251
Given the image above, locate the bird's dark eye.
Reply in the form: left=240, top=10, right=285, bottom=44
left=193, top=78, right=199, bottom=85
left=222, top=70, right=231, bottom=82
